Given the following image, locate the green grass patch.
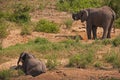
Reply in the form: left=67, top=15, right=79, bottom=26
left=112, top=36, right=120, bottom=47
left=56, top=0, right=102, bottom=12
left=102, top=39, right=112, bottom=45
left=9, top=3, right=31, bottom=24
left=20, top=24, right=32, bottom=35
left=105, top=51, right=120, bottom=68
left=46, top=54, right=59, bottom=70
left=69, top=52, right=94, bottom=68
left=63, top=19, right=73, bottom=29
left=0, top=69, right=24, bottom=80
left=35, top=19, right=59, bottom=33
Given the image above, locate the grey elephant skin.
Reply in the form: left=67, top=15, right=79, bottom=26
left=72, top=6, right=116, bottom=39
left=17, top=52, right=46, bottom=77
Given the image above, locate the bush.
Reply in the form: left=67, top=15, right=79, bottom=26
left=69, top=52, right=94, bottom=68
left=105, top=51, right=120, bottom=68
left=57, top=0, right=102, bottom=12
left=35, top=19, right=59, bottom=33
left=115, top=18, right=120, bottom=29
left=20, top=24, right=31, bottom=35
left=0, top=69, right=12, bottom=80
left=46, top=54, right=58, bottom=70
left=9, top=4, right=31, bottom=24
left=0, top=69, right=24, bottom=80
left=112, top=36, right=120, bottom=47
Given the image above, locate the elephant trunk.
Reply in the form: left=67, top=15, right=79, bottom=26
left=17, top=56, right=21, bottom=66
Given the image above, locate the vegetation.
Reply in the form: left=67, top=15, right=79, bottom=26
left=105, top=51, right=120, bottom=68
left=57, top=0, right=102, bottom=12
left=46, top=54, right=59, bottom=70
left=63, top=19, right=73, bottom=29
left=112, top=36, right=120, bottom=47
left=9, top=3, right=31, bottom=24
left=20, top=24, right=32, bottom=35
left=69, top=52, right=94, bottom=68
left=35, top=19, right=59, bottom=33
left=0, top=22, right=8, bottom=39
left=94, top=61, right=102, bottom=68
left=0, top=69, right=24, bottom=80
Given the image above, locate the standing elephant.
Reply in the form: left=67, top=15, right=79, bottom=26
left=17, top=52, right=46, bottom=77
left=72, top=6, right=116, bottom=39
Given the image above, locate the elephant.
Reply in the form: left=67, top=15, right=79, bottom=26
left=72, top=6, right=116, bottom=39
left=17, top=52, right=46, bottom=77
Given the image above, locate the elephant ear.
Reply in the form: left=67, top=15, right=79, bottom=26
left=81, top=9, right=88, bottom=22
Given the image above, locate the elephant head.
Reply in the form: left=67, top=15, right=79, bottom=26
left=17, top=52, right=34, bottom=66
left=72, top=10, right=89, bottom=22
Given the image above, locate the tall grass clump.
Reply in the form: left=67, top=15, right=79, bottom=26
left=0, top=69, right=12, bottom=80
left=105, top=51, right=120, bottom=68
left=46, top=54, right=59, bottom=70
left=20, top=24, right=32, bottom=35
left=35, top=19, right=59, bottom=33
left=63, top=19, right=73, bottom=29
left=69, top=52, right=94, bottom=68
left=9, top=3, right=31, bottom=24
left=102, top=39, right=112, bottom=45
left=112, top=36, right=120, bottom=47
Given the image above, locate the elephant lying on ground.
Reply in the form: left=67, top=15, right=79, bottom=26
left=72, top=6, right=116, bottom=39
left=17, top=52, right=46, bottom=77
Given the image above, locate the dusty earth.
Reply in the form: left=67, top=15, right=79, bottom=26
left=1, top=1, right=120, bottom=80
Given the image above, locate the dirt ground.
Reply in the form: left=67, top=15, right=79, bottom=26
left=1, top=1, right=120, bottom=80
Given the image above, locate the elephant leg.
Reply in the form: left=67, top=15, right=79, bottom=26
left=86, top=23, right=92, bottom=39
left=92, top=25, right=97, bottom=39
left=102, top=25, right=109, bottom=39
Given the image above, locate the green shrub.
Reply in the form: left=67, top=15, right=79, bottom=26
left=35, top=19, right=59, bottom=33
left=112, top=36, right=120, bottom=47
left=46, top=54, right=58, bottom=70
left=0, top=69, right=25, bottom=80
left=9, top=4, right=31, bottom=24
left=57, top=0, right=102, bottom=12
left=20, top=24, right=31, bottom=35
left=105, top=52, right=117, bottom=63
left=64, top=19, right=73, bottom=29
left=0, top=69, right=12, bottom=80
left=105, top=51, right=120, bottom=68
left=69, top=52, right=94, bottom=68
left=115, top=18, right=120, bottom=29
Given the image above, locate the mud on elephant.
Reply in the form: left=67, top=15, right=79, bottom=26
left=72, top=6, right=116, bottom=39
left=17, top=52, right=46, bottom=77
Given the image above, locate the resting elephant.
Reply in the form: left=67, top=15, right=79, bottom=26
left=72, top=6, right=116, bottom=39
left=17, top=52, right=46, bottom=77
